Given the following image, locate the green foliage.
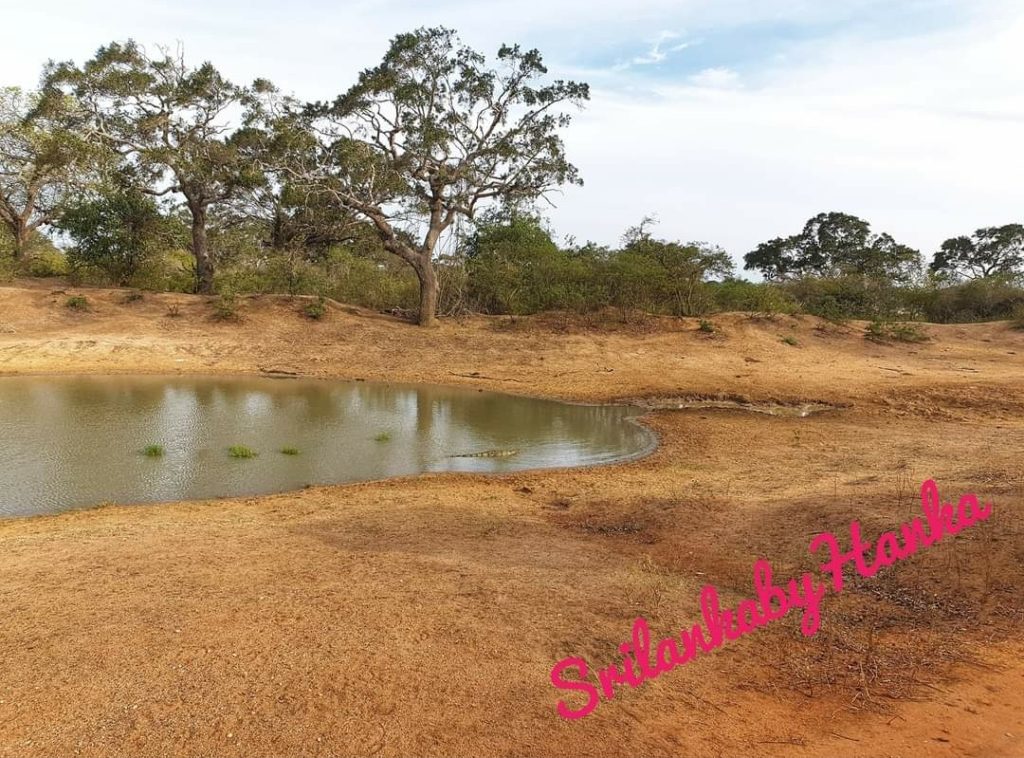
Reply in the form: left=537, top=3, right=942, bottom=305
left=65, top=295, right=89, bottom=310
left=142, top=444, right=165, bottom=457
left=782, top=335, right=799, bottom=346
left=1011, top=305, right=1024, bottom=330
left=211, top=293, right=240, bottom=321
left=374, top=432, right=391, bottom=442
left=909, top=278, right=1024, bottom=323
left=744, top=212, right=921, bottom=285
left=0, top=87, right=98, bottom=259
left=303, top=297, right=327, bottom=320
left=57, top=181, right=183, bottom=285
left=228, top=445, right=258, bottom=458
left=865, top=320, right=929, bottom=344
left=280, top=446, right=300, bottom=455
left=23, top=247, right=69, bottom=277
left=930, top=225, right=1024, bottom=282
left=45, top=41, right=260, bottom=293
left=711, top=279, right=798, bottom=315
left=698, top=319, right=716, bottom=334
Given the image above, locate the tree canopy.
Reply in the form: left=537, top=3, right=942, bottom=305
left=930, top=225, right=1024, bottom=282
left=44, top=42, right=261, bottom=292
left=743, top=211, right=921, bottom=284
left=278, top=26, right=590, bottom=324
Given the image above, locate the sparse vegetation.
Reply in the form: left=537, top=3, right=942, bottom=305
left=228, top=444, right=257, bottom=459
left=212, top=294, right=240, bottom=322
left=165, top=304, right=181, bottom=318
left=302, top=297, right=327, bottom=321
left=280, top=446, right=300, bottom=455
left=123, top=289, right=144, bottom=303
left=697, top=319, right=716, bottom=334
left=141, top=444, right=164, bottom=457
left=782, top=335, right=799, bottom=346
left=374, top=432, right=391, bottom=443
left=65, top=295, right=89, bottom=310
left=1012, top=304, right=1024, bottom=330
left=865, top=320, right=929, bottom=344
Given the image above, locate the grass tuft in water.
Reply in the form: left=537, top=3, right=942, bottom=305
left=374, top=432, right=392, bottom=442
left=142, top=444, right=165, bottom=457
left=228, top=444, right=258, bottom=459
left=280, top=446, right=300, bottom=455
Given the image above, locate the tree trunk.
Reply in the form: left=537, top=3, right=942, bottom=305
left=415, top=256, right=439, bottom=326
left=189, top=203, right=215, bottom=295
left=9, top=222, right=30, bottom=261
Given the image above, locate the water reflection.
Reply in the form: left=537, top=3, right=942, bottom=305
left=0, top=376, right=654, bottom=518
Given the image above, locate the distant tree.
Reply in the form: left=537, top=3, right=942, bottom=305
left=744, top=212, right=921, bottom=284
left=44, top=42, right=263, bottom=293
left=56, top=173, right=184, bottom=285
left=0, top=87, right=95, bottom=259
left=930, top=225, right=1024, bottom=282
left=278, top=27, right=589, bottom=325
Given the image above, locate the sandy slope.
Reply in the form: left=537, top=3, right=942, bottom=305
left=0, top=282, right=1022, bottom=758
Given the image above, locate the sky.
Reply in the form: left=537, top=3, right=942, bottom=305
left=3, top=0, right=1023, bottom=270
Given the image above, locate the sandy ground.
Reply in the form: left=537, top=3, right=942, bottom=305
left=0, top=282, right=1022, bottom=758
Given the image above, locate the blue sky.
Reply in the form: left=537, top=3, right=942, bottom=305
left=3, top=0, right=1023, bottom=267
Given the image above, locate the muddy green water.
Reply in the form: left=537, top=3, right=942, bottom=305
left=0, top=375, right=654, bottom=518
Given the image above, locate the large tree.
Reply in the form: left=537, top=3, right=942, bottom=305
left=930, top=224, right=1024, bottom=282
left=0, top=87, right=94, bottom=259
left=744, top=212, right=921, bottom=284
left=275, top=27, right=589, bottom=325
left=44, top=42, right=260, bottom=293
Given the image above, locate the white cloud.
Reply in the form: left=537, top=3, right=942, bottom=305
left=688, top=67, right=740, bottom=89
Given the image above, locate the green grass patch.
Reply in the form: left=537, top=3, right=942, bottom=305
left=280, top=446, right=300, bottom=455
left=781, top=335, right=799, bottom=346
left=373, top=432, right=392, bottom=443
left=697, top=319, right=716, bottom=334
left=228, top=444, right=258, bottom=459
left=65, top=295, right=89, bottom=311
left=142, top=444, right=165, bottom=457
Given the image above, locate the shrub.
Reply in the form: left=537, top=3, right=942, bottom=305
left=782, top=335, right=799, bottom=346
left=698, top=319, right=716, bottom=334
left=865, top=320, right=929, bottom=344
left=303, top=296, right=327, bottom=320
left=712, top=279, right=798, bottom=316
left=65, top=295, right=89, bottom=310
left=912, top=278, right=1024, bottom=323
left=211, top=294, right=240, bottom=322
left=142, top=444, right=165, bottom=457
left=165, top=304, right=181, bottom=318
left=374, top=432, right=391, bottom=442
left=1012, top=304, right=1024, bottom=330
left=24, top=248, right=69, bottom=278
left=228, top=445, right=258, bottom=459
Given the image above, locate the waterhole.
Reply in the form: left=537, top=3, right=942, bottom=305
left=0, top=375, right=655, bottom=518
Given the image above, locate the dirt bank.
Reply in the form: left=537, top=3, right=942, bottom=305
left=0, top=282, right=1022, bottom=757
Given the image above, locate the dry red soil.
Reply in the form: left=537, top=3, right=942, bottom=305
left=0, top=283, right=1022, bottom=757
